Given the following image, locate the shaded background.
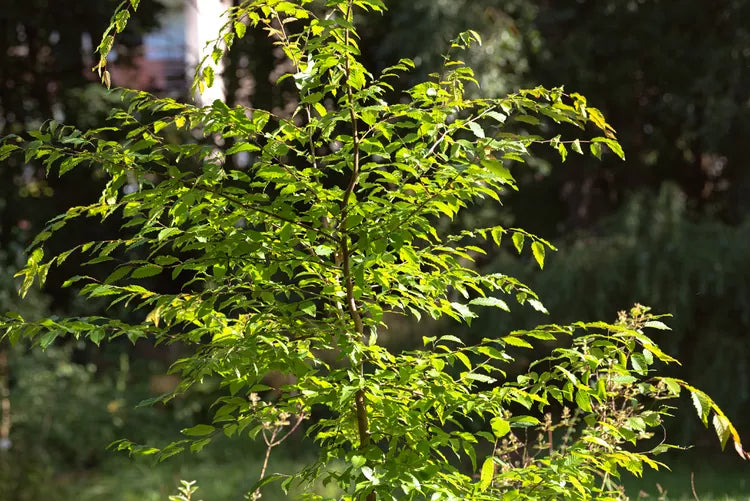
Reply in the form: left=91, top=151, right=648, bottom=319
left=1, top=0, right=749, bottom=499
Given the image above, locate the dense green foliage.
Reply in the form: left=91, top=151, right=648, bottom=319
left=1, top=0, right=748, bottom=499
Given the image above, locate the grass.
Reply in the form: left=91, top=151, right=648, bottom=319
left=624, top=450, right=748, bottom=501
left=53, top=436, right=336, bottom=501
left=44, top=437, right=749, bottom=500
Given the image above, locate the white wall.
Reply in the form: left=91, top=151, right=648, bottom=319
left=185, top=0, right=230, bottom=104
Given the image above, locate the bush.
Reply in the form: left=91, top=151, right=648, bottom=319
left=1, top=1, right=745, bottom=499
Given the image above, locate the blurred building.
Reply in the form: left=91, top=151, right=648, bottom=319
left=108, top=0, right=228, bottom=102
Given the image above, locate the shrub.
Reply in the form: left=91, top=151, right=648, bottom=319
left=1, top=1, right=745, bottom=499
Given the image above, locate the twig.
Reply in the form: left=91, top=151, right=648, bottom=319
left=690, top=472, right=700, bottom=501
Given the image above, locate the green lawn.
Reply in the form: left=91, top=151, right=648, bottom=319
left=47, top=440, right=748, bottom=501
left=624, top=451, right=748, bottom=501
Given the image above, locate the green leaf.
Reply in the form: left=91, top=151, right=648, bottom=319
left=105, top=266, right=132, bottom=284
left=0, top=144, right=19, bottom=161
left=234, top=21, right=246, bottom=38
left=226, top=142, right=260, bottom=155
left=575, top=390, right=592, bottom=412
left=509, top=415, right=540, bottom=427
left=644, top=320, right=671, bottom=330
left=351, top=455, right=366, bottom=469
left=131, top=265, right=162, bottom=279
left=450, top=302, right=476, bottom=321
left=437, top=334, right=464, bottom=345
left=511, top=232, right=524, bottom=254
left=90, top=328, right=106, bottom=346
left=501, top=335, right=533, bottom=349
left=571, top=139, right=583, bottom=154
left=213, top=263, right=227, bottom=280
left=490, top=417, right=510, bottom=438
left=181, top=424, right=215, bottom=437
left=691, top=390, right=711, bottom=425
left=469, top=296, right=510, bottom=311
left=455, top=352, right=472, bottom=371
left=203, top=66, right=215, bottom=88
left=592, top=137, right=625, bottom=160
left=589, top=142, right=602, bottom=160
left=527, top=298, right=548, bottom=314
left=361, top=466, right=379, bottom=485
left=531, top=241, right=545, bottom=269
left=712, top=414, right=731, bottom=449
left=158, top=227, right=181, bottom=241
left=479, top=457, right=494, bottom=492
left=631, top=353, right=649, bottom=374
left=481, top=158, right=513, bottom=183
left=299, top=301, right=317, bottom=317
left=467, top=121, right=485, bottom=139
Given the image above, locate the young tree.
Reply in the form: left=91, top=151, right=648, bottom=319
left=1, top=0, right=745, bottom=499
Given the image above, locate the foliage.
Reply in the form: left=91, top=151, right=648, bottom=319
left=0, top=0, right=745, bottom=499
left=474, top=183, right=750, bottom=441
left=523, top=0, right=750, bottom=222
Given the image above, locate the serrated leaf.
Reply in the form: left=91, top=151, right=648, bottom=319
left=531, top=241, right=545, bottom=269
left=299, top=301, right=317, bottom=317
left=40, top=330, right=59, bottom=349
left=631, top=353, right=649, bottom=374
left=450, top=302, right=476, bottom=320
left=181, top=424, right=215, bottom=436
left=501, top=335, right=533, bottom=349
left=481, top=158, right=514, bottom=183
left=105, top=266, right=132, bottom=284
left=571, top=139, right=583, bottom=154
left=0, top=144, right=19, bottom=161
left=158, top=227, right=181, bottom=241
left=575, top=390, right=592, bottom=412
left=90, top=328, right=106, bottom=346
left=351, top=455, right=366, bottom=469
left=592, top=137, right=625, bottom=160
left=644, top=320, right=671, bottom=330
left=455, top=352, right=472, bottom=371
left=469, top=296, right=510, bottom=311
left=463, top=373, right=496, bottom=384
left=691, top=390, right=710, bottom=425
left=203, top=66, right=215, bottom=88
left=490, top=417, right=510, bottom=438
left=527, top=298, right=548, bottom=314
left=479, top=457, right=494, bottom=491
left=590, top=142, right=602, bottom=160
left=226, top=142, right=260, bottom=155
left=509, top=415, right=540, bottom=427
left=234, top=21, right=247, bottom=38
left=248, top=473, right=285, bottom=495
left=132, top=265, right=162, bottom=279
left=467, top=121, right=485, bottom=138
left=437, top=334, right=464, bottom=345
left=713, top=414, right=731, bottom=449
left=511, top=232, right=524, bottom=254
left=361, top=466, right=379, bottom=485
left=153, top=120, right=168, bottom=133
left=313, top=102, right=327, bottom=117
